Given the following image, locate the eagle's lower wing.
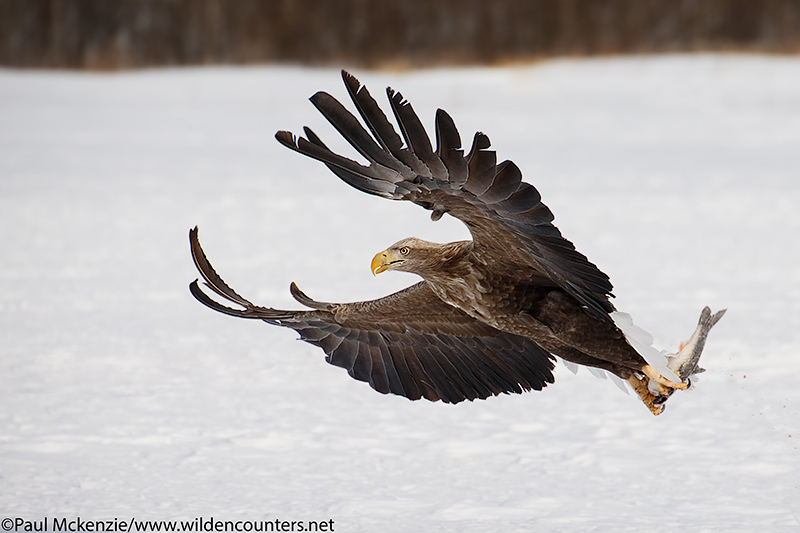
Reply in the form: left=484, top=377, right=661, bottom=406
left=190, top=227, right=554, bottom=404
left=276, top=71, right=615, bottom=321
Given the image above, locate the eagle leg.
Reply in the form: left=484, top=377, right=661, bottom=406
left=641, top=364, right=688, bottom=394
left=626, top=375, right=665, bottom=416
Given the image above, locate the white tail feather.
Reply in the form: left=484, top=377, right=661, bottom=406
left=610, top=311, right=681, bottom=384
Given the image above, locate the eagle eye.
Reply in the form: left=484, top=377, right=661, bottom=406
left=399, top=247, right=410, bottom=255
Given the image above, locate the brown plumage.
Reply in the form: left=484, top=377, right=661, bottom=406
left=190, top=70, right=711, bottom=413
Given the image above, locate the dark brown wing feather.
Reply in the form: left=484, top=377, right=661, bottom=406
left=189, top=227, right=554, bottom=404
left=275, top=70, right=615, bottom=321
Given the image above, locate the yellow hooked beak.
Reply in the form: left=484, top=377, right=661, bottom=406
left=371, top=250, right=391, bottom=275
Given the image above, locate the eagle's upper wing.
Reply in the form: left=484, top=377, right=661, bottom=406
left=276, top=71, right=615, bottom=321
left=189, top=227, right=554, bottom=404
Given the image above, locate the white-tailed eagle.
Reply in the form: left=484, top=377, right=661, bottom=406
left=189, top=71, right=725, bottom=415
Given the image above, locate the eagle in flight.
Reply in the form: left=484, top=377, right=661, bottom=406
left=189, top=71, right=724, bottom=415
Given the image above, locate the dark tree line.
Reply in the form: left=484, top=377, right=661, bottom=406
left=2, top=0, right=799, bottom=69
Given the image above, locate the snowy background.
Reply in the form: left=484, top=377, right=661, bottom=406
left=1, top=56, right=798, bottom=531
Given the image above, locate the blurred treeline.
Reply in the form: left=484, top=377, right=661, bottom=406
left=2, top=0, right=799, bottom=70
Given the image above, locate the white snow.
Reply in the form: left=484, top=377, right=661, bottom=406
left=1, top=56, right=799, bottom=531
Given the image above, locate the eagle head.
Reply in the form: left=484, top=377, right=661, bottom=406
left=371, top=237, right=468, bottom=277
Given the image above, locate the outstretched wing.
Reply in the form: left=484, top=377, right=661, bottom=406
left=189, top=227, right=554, bottom=404
left=276, top=71, right=615, bottom=321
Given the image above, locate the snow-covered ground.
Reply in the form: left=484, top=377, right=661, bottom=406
left=1, top=56, right=798, bottom=531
